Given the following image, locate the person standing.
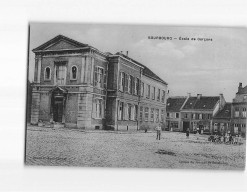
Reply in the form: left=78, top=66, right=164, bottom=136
left=186, top=128, right=190, bottom=138
left=156, top=123, right=162, bottom=140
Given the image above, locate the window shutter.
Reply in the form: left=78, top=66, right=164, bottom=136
left=94, top=67, right=98, bottom=86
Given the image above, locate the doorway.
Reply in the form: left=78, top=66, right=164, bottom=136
left=53, top=97, right=63, bottom=122
left=183, top=121, right=190, bottom=132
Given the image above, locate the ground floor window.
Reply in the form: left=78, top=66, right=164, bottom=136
left=150, top=108, right=154, bottom=122
left=155, top=109, right=159, bottom=122
left=171, top=121, right=178, bottom=128
left=139, top=106, right=143, bottom=121
left=118, top=101, right=124, bottom=120
left=145, top=107, right=149, bottom=121
left=92, top=98, right=104, bottom=119
left=161, top=110, right=165, bottom=122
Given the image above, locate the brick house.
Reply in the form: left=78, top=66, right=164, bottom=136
left=231, top=83, right=247, bottom=137
left=180, top=94, right=226, bottom=133
left=30, top=35, right=168, bottom=130
left=166, top=96, right=187, bottom=131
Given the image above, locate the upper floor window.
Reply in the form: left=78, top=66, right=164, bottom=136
left=141, top=82, right=144, bottom=97
left=185, top=113, right=188, bottom=119
left=161, top=90, right=165, bottom=103
left=242, top=107, right=246, bottom=117
left=127, top=75, right=131, bottom=93
left=151, top=86, right=155, bottom=100
left=175, top=113, right=179, bottom=118
left=167, top=112, right=170, bottom=118
left=192, top=113, right=196, bottom=119
left=44, top=67, right=51, bottom=80
left=244, top=95, right=247, bottom=100
left=134, top=78, right=139, bottom=95
left=199, top=113, right=202, bottom=119
left=94, top=67, right=105, bottom=88
left=119, top=72, right=125, bottom=91
left=146, top=84, right=150, bottom=99
left=235, top=107, right=240, bottom=117
left=157, top=89, right=160, bottom=101
left=71, top=65, right=78, bottom=80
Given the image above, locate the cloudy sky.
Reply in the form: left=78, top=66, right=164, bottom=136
left=29, top=23, right=247, bottom=102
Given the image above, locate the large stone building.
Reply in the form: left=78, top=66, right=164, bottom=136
left=231, top=83, right=247, bottom=137
left=180, top=94, right=226, bottom=133
left=30, top=35, right=168, bottom=130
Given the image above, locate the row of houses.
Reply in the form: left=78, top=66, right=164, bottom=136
left=30, top=35, right=168, bottom=131
left=166, top=83, right=247, bottom=137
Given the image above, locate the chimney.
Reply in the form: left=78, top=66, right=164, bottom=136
left=187, top=93, right=191, bottom=97
left=197, top=94, right=202, bottom=100
left=219, top=93, right=225, bottom=109
left=238, top=82, right=243, bottom=92
left=126, top=51, right=128, bottom=56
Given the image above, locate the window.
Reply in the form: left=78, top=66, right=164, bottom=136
left=55, top=65, right=66, bottom=85
left=157, top=89, right=160, bottom=101
left=146, top=84, right=150, bottom=99
left=235, top=107, right=239, bottom=117
left=242, top=124, right=246, bottom=128
left=161, top=90, right=165, bottom=103
left=161, top=110, right=165, bottom=122
left=175, top=113, right=179, bottom=118
left=119, top=72, right=125, bottom=91
left=171, top=122, right=178, bottom=128
left=94, top=67, right=104, bottom=88
left=128, top=104, right=132, bottom=120
left=167, top=112, right=170, bottom=118
left=134, top=78, right=139, bottom=95
left=127, top=75, right=131, bottom=93
left=192, top=113, right=196, bottom=119
left=244, top=95, right=247, bottom=100
left=151, top=86, right=155, bottom=100
left=151, top=108, right=154, bottom=122
left=44, top=67, right=51, bottom=80
left=145, top=107, right=149, bottom=121
left=242, top=108, right=246, bottom=117
left=208, top=114, right=211, bottom=120
left=155, top=109, right=159, bottom=122
left=139, top=106, right=143, bottom=121
left=71, top=66, right=77, bottom=80
left=199, top=113, right=202, bottom=119
left=92, top=98, right=104, bottom=119
left=185, top=113, right=188, bottom=119
left=141, top=82, right=144, bottom=97
left=129, top=75, right=133, bottom=94
left=134, top=105, right=138, bottom=121
left=118, top=101, right=124, bottom=120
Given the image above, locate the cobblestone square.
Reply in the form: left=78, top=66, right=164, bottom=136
left=25, top=125, right=246, bottom=170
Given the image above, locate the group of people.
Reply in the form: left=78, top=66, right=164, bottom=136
left=208, top=132, right=242, bottom=144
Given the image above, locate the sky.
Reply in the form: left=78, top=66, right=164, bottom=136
left=28, top=23, right=247, bottom=102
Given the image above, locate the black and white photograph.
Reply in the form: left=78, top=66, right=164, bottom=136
left=25, top=23, right=246, bottom=170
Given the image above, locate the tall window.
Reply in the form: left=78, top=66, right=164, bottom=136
left=95, top=67, right=104, bottom=88
left=118, top=101, right=124, bottom=120
left=119, top=72, right=125, bottom=91
left=199, top=113, right=202, bottom=119
left=185, top=113, right=188, bottom=119
left=44, top=67, right=51, bottom=80
left=192, top=113, right=196, bottom=119
left=71, top=66, right=77, bottom=80
left=134, top=105, right=138, bottom=121
left=151, top=86, right=155, bottom=100
left=127, top=75, right=131, bottom=93
left=161, top=110, right=165, bottom=122
left=129, top=75, right=133, bottom=94
left=175, top=113, right=179, bottom=118
left=139, top=106, right=143, bottom=121
left=151, top=108, right=154, bottom=122
left=145, top=107, right=149, bottom=121
left=235, top=107, right=239, bottom=117
left=156, top=109, right=159, bottom=122
left=92, top=98, right=104, bottom=119
left=134, top=78, right=138, bottom=95
left=141, top=82, right=144, bottom=97
left=208, top=114, right=211, bottom=120
left=157, top=89, right=160, bottom=101
left=161, top=90, right=165, bottom=103
left=167, top=112, right=170, bottom=118
left=146, top=84, right=150, bottom=99
left=128, top=104, right=132, bottom=120
left=242, top=108, right=246, bottom=117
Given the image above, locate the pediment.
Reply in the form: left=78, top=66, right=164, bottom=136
left=33, top=35, right=88, bottom=52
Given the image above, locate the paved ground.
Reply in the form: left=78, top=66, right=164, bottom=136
left=25, top=125, right=246, bottom=170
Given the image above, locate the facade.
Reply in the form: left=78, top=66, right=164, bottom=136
left=139, top=67, right=168, bottom=130
left=180, top=94, right=226, bottom=133
left=212, top=103, right=232, bottom=135
left=30, top=35, right=168, bottom=130
left=166, top=96, right=187, bottom=131
left=231, top=83, right=247, bottom=137
left=31, top=35, right=108, bottom=129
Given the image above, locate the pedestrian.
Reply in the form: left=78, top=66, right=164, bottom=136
left=186, top=128, right=190, bottom=138
left=155, top=123, right=162, bottom=140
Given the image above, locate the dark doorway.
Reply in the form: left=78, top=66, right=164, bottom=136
left=183, top=121, right=190, bottom=132
left=53, top=97, right=63, bottom=122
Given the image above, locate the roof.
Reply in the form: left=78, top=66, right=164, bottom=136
left=237, top=85, right=247, bottom=94
left=213, top=103, right=232, bottom=119
left=113, top=52, right=168, bottom=85
left=182, top=96, right=220, bottom=110
left=166, top=97, right=187, bottom=112
left=32, top=34, right=89, bottom=52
